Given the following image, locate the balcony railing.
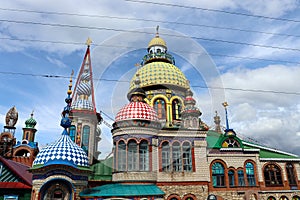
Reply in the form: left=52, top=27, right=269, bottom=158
left=142, top=52, right=175, bottom=65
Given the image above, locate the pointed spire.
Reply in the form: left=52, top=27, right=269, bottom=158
left=222, top=102, right=229, bottom=130
left=214, top=111, right=222, bottom=133
left=60, top=71, right=74, bottom=132
left=222, top=102, right=236, bottom=137
left=156, top=25, right=159, bottom=37
left=71, top=39, right=96, bottom=113
left=127, top=64, right=146, bottom=101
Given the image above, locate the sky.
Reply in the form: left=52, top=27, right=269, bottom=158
left=0, top=0, right=300, bottom=159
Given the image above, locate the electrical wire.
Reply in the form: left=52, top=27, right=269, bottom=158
left=0, top=71, right=299, bottom=96
left=124, top=0, right=300, bottom=23
left=0, top=7, right=300, bottom=39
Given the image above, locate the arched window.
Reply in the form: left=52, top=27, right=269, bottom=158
left=212, top=162, right=225, bottom=187
left=82, top=125, right=90, bottom=154
left=267, top=197, right=276, bottom=200
left=286, top=163, right=297, bottom=185
left=154, top=98, right=166, bottom=120
left=128, top=140, right=138, bottom=171
left=25, top=132, right=29, bottom=140
left=228, top=170, right=235, bottom=187
left=117, top=141, right=126, bottom=171
left=292, top=195, right=300, bottom=200
left=280, top=196, right=289, bottom=200
left=172, top=99, right=181, bottom=120
left=167, top=194, right=180, bottom=200
left=139, top=140, right=149, bottom=171
left=182, top=142, right=192, bottom=171
left=69, top=125, right=76, bottom=142
left=162, top=141, right=171, bottom=171
left=246, top=162, right=256, bottom=186
left=183, top=194, right=196, bottom=200
left=264, top=164, right=283, bottom=186
left=238, top=169, right=245, bottom=186
left=172, top=142, right=182, bottom=171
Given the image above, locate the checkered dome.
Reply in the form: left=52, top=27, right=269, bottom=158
left=115, top=102, right=158, bottom=122
left=33, top=133, right=89, bottom=168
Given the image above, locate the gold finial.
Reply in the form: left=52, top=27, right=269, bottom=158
left=67, top=70, right=74, bottom=95
left=86, top=37, right=92, bottom=47
left=156, top=25, right=159, bottom=37
left=222, top=102, right=229, bottom=108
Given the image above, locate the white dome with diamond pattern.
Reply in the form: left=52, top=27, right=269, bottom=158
left=33, top=131, right=89, bottom=168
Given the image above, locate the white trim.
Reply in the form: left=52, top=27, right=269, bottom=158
left=242, top=141, right=298, bottom=157
left=220, top=148, right=243, bottom=151
left=243, top=148, right=260, bottom=152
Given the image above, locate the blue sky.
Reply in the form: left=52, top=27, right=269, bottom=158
left=0, top=0, right=300, bottom=159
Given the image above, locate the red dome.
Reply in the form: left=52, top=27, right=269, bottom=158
left=115, top=102, right=158, bottom=122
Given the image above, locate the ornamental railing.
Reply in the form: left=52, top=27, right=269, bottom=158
left=142, top=52, right=175, bottom=65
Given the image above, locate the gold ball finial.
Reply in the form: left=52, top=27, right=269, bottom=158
left=67, top=70, right=74, bottom=95
left=86, top=37, right=92, bottom=47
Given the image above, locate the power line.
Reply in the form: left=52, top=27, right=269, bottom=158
left=2, top=19, right=300, bottom=53
left=0, top=7, right=300, bottom=39
left=124, top=0, right=300, bottom=23
left=1, top=71, right=299, bottom=96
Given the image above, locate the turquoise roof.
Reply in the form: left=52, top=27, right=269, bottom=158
left=80, top=184, right=165, bottom=197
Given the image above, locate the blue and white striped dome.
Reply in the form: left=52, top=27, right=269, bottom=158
left=32, top=130, right=89, bottom=168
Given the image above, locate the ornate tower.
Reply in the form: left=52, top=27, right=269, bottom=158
left=12, top=112, right=39, bottom=166
left=70, top=38, right=102, bottom=164
left=0, top=106, right=18, bottom=158
left=129, top=26, right=189, bottom=128
left=30, top=72, right=90, bottom=200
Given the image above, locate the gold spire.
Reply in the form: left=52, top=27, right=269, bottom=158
left=67, top=70, right=74, bottom=96
left=86, top=37, right=92, bottom=47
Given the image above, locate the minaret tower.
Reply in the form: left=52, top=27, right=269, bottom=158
left=70, top=38, right=102, bottom=164
left=22, top=111, right=37, bottom=142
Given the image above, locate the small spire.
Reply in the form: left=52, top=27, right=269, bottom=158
left=31, top=110, right=34, bottom=118
left=222, top=102, right=236, bottom=137
left=222, top=102, right=229, bottom=130
left=86, top=37, right=92, bottom=47
left=156, top=25, right=159, bottom=37
left=60, top=70, right=74, bottom=131
left=214, top=111, right=222, bottom=133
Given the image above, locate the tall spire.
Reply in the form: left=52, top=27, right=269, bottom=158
left=71, top=38, right=96, bottom=113
left=222, top=102, right=236, bottom=137
left=60, top=70, right=74, bottom=133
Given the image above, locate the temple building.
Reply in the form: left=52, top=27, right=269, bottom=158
left=80, top=29, right=300, bottom=200
left=1, top=28, right=300, bottom=200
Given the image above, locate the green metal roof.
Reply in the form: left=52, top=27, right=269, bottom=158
left=80, top=183, right=165, bottom=197
left=89, top=157, right=113, bottom=181
left=207, top=130, right=299, bottom=159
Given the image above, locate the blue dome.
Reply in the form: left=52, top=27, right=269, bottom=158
left=33, top=130, right=89, bottom=168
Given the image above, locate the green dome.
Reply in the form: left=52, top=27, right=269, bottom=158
left=130, top=62, right=189, bottom=90
left=25, top=113, right=37, bottom=128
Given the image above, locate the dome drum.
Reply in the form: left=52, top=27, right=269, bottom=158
left=142, top=52, right=175, bottom=65
left=112, top=119, right=161, bottom=130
